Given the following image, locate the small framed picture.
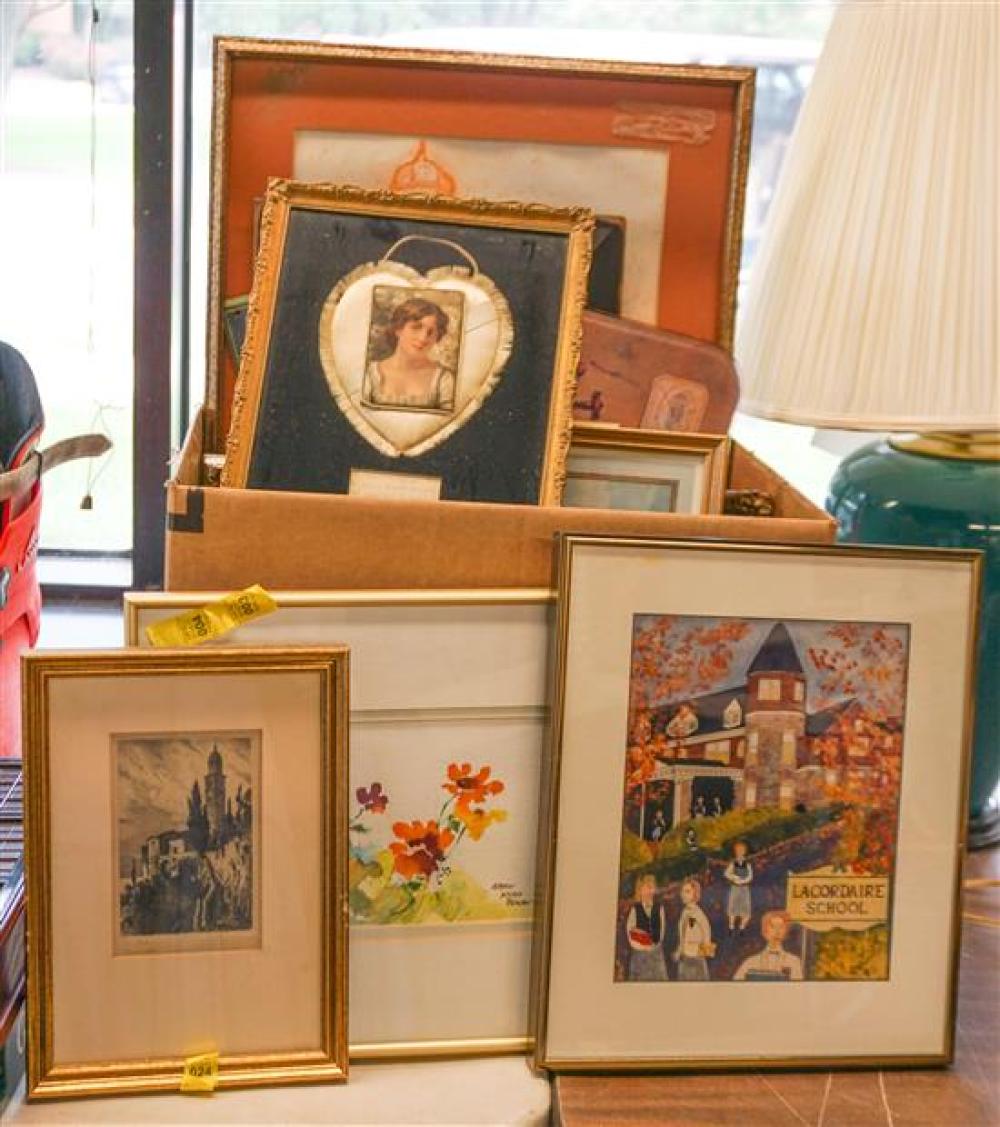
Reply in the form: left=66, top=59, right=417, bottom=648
left=563, top=426, right=729, bottom=515
left=23, top=648, right=349, bottom=1099
left=221, top=180, right=593, bottom=505
left=534, top=536, right=979, bottom=1072
left=125, top=589, right=553, bottom=1060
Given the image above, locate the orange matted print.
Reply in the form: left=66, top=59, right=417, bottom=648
left=206, top=39, right=754, bottom=447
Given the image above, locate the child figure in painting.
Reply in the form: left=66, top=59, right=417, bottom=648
left=672, top=877, right=714, bottom=981
left=625, top=874, right=668, bottom=981
left=724, top=839, right=753, bottom=933
left=733, top=910, right=804, bottom=981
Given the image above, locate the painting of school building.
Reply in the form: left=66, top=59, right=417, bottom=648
left=616, top=615, right=908, bottom=985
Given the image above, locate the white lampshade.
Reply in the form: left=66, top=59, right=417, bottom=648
left=736, top=1, right=999, bottom=432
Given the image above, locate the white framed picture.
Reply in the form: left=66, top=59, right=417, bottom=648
left=126, top=588, right=553, bottom=1060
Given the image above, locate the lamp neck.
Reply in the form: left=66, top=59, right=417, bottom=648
left=889, top=431, right=1000, bottom=462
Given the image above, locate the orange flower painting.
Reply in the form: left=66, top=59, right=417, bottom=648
left=443, top=762, right=505, bottom=804
left=349, top=760, right=516, bottom=925
left=389, top=820, right=455, bottom=880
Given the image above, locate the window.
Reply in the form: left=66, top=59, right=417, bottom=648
left=757, top=677, right=781, bottom=701
left=794, top=681, right=805, bottom=702
left=705, top=740, right=730, bottom=764
left=1, top=1, right=134, bottom=581
left=782, top=729, right=797, bottom=766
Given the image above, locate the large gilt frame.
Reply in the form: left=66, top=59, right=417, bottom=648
left=23, top=647, right=349, bottom=1099
left=205, top=37, right=755, bottom=448
left=220, top=179, right=593, bottom=504
left=532, top=536, right=981, bottom=1073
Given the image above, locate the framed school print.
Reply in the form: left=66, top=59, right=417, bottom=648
left=563, top=426, right=728, bottom=514
left=205, top=38, right=754, bottom=447
left=126, top=588, right=553, bottom=1060
left=22, top=648, right=348, bottom=1099
left=534, top=537, right=980, bottom=1072
left=221, top=181, right=591, bottom=505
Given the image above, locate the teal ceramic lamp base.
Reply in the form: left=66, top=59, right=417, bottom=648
left=827, top=435, right=1000, bottom=848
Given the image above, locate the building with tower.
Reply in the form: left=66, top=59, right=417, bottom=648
left=204, top=745, right=227, bottom=845
left=627, top=622, right=901, bottom=840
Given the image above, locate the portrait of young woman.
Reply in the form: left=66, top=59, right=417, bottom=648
left=361, top=289, right=463, bottom=415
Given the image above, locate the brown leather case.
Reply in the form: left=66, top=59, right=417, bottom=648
left=573, top=310, right=739, bottom=435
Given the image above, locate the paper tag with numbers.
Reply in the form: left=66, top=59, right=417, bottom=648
left=145, top=584, right=278, bottom=647
left=180, top=1051, right=219, bottom=1094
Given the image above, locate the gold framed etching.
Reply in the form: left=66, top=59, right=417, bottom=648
left=563, top=426, right=729, bottom=514
left=125, top=588, right=554, bottom=1060
left=221, top=180, right=592, bottom=505
left=23, top=647, right=349, bottom=1099
left=534, top=536, right=979, bottom=1072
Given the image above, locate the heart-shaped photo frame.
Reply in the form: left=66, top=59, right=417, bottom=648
left=318, top=247, right=514, bottom=459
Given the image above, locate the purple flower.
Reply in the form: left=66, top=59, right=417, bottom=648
left=356, top=782, right=388, bottom=814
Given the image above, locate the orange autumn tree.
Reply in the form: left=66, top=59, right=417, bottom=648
left=806, top=623, right=909, bottom=875
left=626, top=615, right=753, bottom=789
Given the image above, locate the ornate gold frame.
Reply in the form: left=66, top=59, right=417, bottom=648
left=205, top=37, right=754, bottom=449
left=220, top=179, right=593, bottom=504
left=531, top=536, right=981, bottom=1073
left=22, top=648, right=350, bottom=1099
left=124, top=588, right=555, bottom=1062
left=568, top=424, right=730, bottom=514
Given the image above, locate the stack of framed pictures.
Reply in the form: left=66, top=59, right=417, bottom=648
left=163, top=36, right=842, bottom=595
left=17, top=536, right=981, bottom=1102
left=207, top=38, right=754, bottom=514
left=206, top=38, right=754, bottom=456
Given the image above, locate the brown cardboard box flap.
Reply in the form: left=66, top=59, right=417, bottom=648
left=166, top=413, right=835, bottom=591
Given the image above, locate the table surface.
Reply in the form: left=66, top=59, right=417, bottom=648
left=6, top=1056, right=550, bottom=1126
left=554, top=847, right=999, bottom=1127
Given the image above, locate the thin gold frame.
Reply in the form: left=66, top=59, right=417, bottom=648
left=568, top=424, right=730, bottom=514
left=124, top=587, right=556, bottom=1062
left=22, top=647, right=350, bottom=1099
left=531, top=535, right=981, bottom=1073
left=220, top=179, right=593, bottom=503
left=205, top=37, right=754, bottom=449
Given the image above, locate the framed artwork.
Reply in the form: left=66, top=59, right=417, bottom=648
left=534, top=537, right=980, bottom=1071
left=563, top=426, right=728, bottom=514
left=204, top=38, right=754, bottom=447
left=221, top=180, right=592, bottom=505
left=125, top=588, right=554, bottom=1060
left=572, top=310, right=739, bottom=434
left=22, top=648, right=349, bottom=1098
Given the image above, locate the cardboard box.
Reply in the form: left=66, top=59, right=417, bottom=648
left=165, top=410, right=835, bottom=591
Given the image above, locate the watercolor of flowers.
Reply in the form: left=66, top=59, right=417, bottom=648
left=349, top=762, right=516, bottom=925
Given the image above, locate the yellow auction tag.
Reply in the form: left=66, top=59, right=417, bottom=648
left=180, top=1051, right=219, bottom=1094
left=146, top=585, right=278, bottom=647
